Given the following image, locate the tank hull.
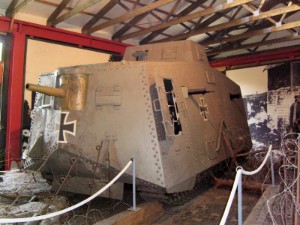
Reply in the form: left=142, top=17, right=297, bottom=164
left=26, top=41, right=251, bottom=196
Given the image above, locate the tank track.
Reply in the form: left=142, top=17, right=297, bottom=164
left=138, top=172, right=214, bottom=206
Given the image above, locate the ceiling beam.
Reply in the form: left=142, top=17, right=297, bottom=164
left=9, top=0, right=36, bottom=17
left=150, top=4, right=300, bottom=43
left=242, top=1, right=296, bottom=35
left=111, top=12, right=149, bottom=39
left=123, top=0, right=183, bottom=18
left=48, top=0, right=103, bottom=26
left=6, top=0, right=20, bottom=17
left=86, top=0, right=177, bottom=34
left=202, top=20, right=300, bottom=46
left=82, top=0, right=118, bottom=34
left=111, top=0, right=181, bottom=40
left=36, top=0, right=145, bottom=30
left=207, top=34, right=300, bottom=56
left=47, top=0, right=72, bottom=26
left=280, top=1, right=293, bottom=22
left=199, top=0, right=288, bottom=44
left=140, top=0, right=206, bottom=44
left=118, top=0, right=254, bottom=41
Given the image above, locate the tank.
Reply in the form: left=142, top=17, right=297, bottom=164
left=24, top=40, right=251, bottom=199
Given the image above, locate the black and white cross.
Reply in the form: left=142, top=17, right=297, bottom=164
left=58, top=112, right=76, bottom=143
left=199, top=98, right=209, bottom=121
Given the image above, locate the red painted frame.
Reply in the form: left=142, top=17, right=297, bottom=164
left=0, top=17, right=130, bottom=169
left=210, top=47, right=300, bottom=68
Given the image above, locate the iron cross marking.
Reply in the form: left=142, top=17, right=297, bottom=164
left=199, top=98, right=208, bottom=121
left=58, top=112, right=76, bottom=143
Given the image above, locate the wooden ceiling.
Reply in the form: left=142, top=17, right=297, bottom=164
left=2, top=0, right=300, bottom=61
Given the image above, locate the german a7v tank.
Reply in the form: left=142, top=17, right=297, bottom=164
left=25, top=40, right=251, bottom=199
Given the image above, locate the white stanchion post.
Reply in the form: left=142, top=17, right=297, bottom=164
left=238, top=173, right=243, bottom=225
left=220, top=145, right=273, bottom=225
left=219, top=169, right=242, bottom=225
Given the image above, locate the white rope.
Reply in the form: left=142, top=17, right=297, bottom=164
left=0, top=159, right=133, bottom=224
left=219, top=145, right=273, bottom=225
left=241, top=145, right=273, bottom=176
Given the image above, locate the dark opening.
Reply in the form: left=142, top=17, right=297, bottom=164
left=163, top=79, right=182, bottom=135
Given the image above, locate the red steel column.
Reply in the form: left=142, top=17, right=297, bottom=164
left=5, top=32, right=26, bottom=170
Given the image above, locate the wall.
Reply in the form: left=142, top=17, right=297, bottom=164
left=226, top=66, right=268, bottom=96
left=25, top=39, right=110, bottom=108
left=228, top=63, right=300, bottom=148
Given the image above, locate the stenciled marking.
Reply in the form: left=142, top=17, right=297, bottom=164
left=58, top=112, right=76, bottom=143
left=199, top=98, right=209, bottom=121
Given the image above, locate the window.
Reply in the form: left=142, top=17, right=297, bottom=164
left=163, top=79, right=182, bottom=135
left=132, top=50, right=148, bottom=61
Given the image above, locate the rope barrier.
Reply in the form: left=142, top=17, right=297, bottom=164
left=0, top=159, right=133, bottom=224
left=241, top=145, right=273, bottom=176
left=219, top=145, right=273, bottom=225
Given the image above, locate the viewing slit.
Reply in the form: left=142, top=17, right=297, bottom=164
left=163, top=79, right=182, bottom=135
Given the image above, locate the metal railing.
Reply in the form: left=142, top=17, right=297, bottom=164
left=0, top=158, right=137, bottom=224
left=219, top=145, right=274, bottom=225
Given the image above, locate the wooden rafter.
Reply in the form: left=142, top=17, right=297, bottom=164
left=258, top=0, right=266, bottom=11
left=166, top=0, right=182, bottom=21
left=47, top=0, right=72, bottom=26
left=252, top=33, right=271, bottom=52
left=201, top=0, right=290, bottom=44
left=194, top=9, right=232, bottom=32
left=48, top=0, right=103, bottom=26
left=150, top=4, right=300, bottom=43
left=280, top=1, right=293, bottom=22
left=36, top=0, right=141, bottom=30
left=112, top=0, right=181, bottom=40
left=207, top=34, right=300, bottom=56
left=202, top=20, right=300, bottom=46
left=82, top=0, right=118, bottom=34
left=112, top=12, right=150, bottom=39
left=139, top=0, right=207, bottom=44
left=118, top=1, right=130, bottom=12
left=242, top=1, right=296, bottom=35
left=6, top=0, right=20, bottom=17
left=124, top=0, right=184, bottom=18
left=192, top=0, right=219, bottom=31
left=36, top=0, right=94, bottom=16
left=86, top=0, right=177, bottom=34
left=118, top=0, right=255, bottom=41
left=9, top=0, right=36, bottom=17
